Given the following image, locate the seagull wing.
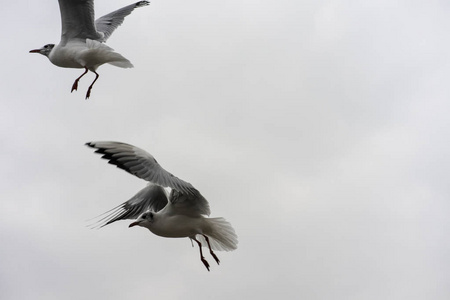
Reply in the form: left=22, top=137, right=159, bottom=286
left=95, top=1, right=150, bottom=42
left=58, top=0, right=102, bottom=44
left=90, top=184, right=168, bottom=228
left=167, top=189, right=211, bottom=217
left=86, top=141, right=200, bottom=196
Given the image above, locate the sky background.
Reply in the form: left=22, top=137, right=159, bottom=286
left=1, top=0, right=450, bottom=299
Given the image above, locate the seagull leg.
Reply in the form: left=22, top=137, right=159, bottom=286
left=71, top=67, right=88, bottom=93
left=193, top=237, right=210, bottom=271
left=85, top=70, right=99, bottom=99
left=202, top=234, right=220, bottom=265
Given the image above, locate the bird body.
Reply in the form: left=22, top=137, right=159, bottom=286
left=30, top=0, right=148, bottom=99
left=143, top=212, right=205, bottom=238
left=86, top=141, right=238, bottom=271
left=48, top=39, right=132, bottom=70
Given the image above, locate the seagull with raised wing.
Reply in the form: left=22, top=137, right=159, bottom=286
left=30, top=0, right=149, bottom=99
left=86, top=141, right=238, bottom=271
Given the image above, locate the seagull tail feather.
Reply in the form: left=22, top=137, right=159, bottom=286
left=85, top=39, right=134, bottom=68
left=108, top=59, right=133, bottom=68
left=199, top=217, right=238, bottom=252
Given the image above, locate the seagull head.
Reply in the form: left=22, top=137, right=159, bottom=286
left=129, top=211, right=154, bottom=229
left=29, top=44, right=55, bottom=57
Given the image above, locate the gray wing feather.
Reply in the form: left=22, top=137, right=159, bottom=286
left=95, top=1, right=150, bottom=42
left=169, top=190, right=211, bottom=217
left=58, top=0, right=102, bottom=44
left=86, top=141, right=200, bottom=196
left=90, top=184, right=168, bottom=228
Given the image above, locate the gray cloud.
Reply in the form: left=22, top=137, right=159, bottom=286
left=1, top=0, right=449, bottom=299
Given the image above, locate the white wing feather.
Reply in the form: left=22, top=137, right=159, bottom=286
left=95, top=1, right=150, bottom=42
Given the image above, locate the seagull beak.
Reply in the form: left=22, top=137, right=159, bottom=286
left=129, top=220, right=141, bottom=228
left=29, top=49, right=41, bottom=53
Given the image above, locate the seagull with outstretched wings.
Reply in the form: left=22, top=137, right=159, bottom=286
left=30, top=0, right=149, bottom=99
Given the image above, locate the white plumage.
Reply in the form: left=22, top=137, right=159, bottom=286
left=86, top=141, right=238, bottom=271
left=30, top=0, right=149, bottom=99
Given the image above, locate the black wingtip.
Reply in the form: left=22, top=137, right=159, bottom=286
left=136, top=1, right=150, bottom=7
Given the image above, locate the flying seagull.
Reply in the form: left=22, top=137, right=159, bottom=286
left=86, top=141, right=238, bottom=271
left=30, top=0, right=149, bottom=99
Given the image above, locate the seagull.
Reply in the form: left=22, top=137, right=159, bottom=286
left=29, top=0, right=150, bottom=99
left=86, top=141, right=238, bottom=271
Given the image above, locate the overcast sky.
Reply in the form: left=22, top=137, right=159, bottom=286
left=1, top=0, right=450, bottom=299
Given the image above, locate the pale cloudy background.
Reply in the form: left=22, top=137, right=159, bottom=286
left=1, top=0, right=449, bottom=299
